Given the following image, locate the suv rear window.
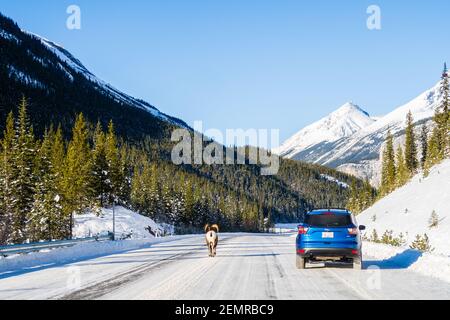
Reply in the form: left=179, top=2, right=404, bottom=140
left=305, top=214, right=352, bottom=228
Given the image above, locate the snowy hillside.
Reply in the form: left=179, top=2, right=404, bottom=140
left=24, top=33, right=187, bottom=129
left=277, top=82, right=443, bottom=185
left=73, top=207, right=173, bottom=239
left=273, top=102, right=375, bottom=158
left=358, top=159, right=450, bottom=256
left=0, top=20, right=188, bottom=129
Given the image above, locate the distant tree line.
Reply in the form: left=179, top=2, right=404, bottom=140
left=0, top=98, right=360, bottom=245
left=348, top=65, right=450, bottom=213
left=349, top=64, right=450, bottom=214
left=380, top=64, right=450, bottom=196
left=0, top=99, right=263, bottom=244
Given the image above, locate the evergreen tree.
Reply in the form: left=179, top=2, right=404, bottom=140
left=425, top=127, right=440, bottom=175
left=410, top=234, right=434, bottom=253
left=346, top=180, right=360, bottom=213
left=424, top=64, right=450, bottom=174
left=420, top=125, right=428, bottom=170
left=433, top=63, right=450, bottom=159
left=11, top=97, right=36, bottom=243
left=0, top=113, right=16, bottom=244
left=130, top=159, right=145, bottom=213
left=161, top=180, right=177, bottom=224
left=347, top=179, right=376, bottom=214
left=130, top=155, right=161, bottom=219
left=148, top=163, right=161, bottom=217
left=440, top=63, right=449, bottom=156
left=396, top=146, right=409, bottom=187
left=183, top=180, right=195, bottom=226
left=380, top=130, right=396, bottom=195
left=61, top=113, right=93, bottom=238
left=27, top=128, right=52, bottom=241
left=28, top=127, right=64, bottom=241
left=51, top=126, right=65, bottom=180
left=89, top=122, right=109, bottom=207
left=358, top=184, right=368, bottom=213
left=361, top=179, right=376, bottom=210
left=118, top=144, right=131, bottom=203
left=404, top=111, right=418, bottom=175
left=105, top=121, right=123, bottom=204
left=50, top=126, right=66, bottom=238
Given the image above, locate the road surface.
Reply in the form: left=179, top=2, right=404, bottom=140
left=0, top=233, right=449, bottom=300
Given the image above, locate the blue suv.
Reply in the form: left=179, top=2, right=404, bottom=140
left=296, top=209, right=365, bottom=270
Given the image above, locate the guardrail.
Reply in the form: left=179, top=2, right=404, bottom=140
left=0, top=235, right=112, bottom=257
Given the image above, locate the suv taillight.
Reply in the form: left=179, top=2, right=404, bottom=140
left=348, top=228, right=358, bottom=235
left=298, top=226, right=309, bottom=235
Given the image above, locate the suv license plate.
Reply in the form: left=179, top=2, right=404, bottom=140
left=322, top=232, right=334, bottom=239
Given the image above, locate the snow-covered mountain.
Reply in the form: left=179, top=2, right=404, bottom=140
left=273, top=102, right=376, bottom=159
left=275, top=82, right=443, bottom=185
left=0, top=13, right=189, bottom=138
left=29, top=33, right=186, bottom=128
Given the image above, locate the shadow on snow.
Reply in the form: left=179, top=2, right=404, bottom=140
left=364, top=249, right=423, bottom=270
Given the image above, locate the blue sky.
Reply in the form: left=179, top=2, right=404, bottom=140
left=1, top=0, right=449, bottom=145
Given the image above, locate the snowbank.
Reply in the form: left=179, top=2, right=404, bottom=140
left=0, top=206, right=178, bottom=275
left=320, top=174, right=349, bottom=188
left=363, top=241, right=450, bottom=283
left=73, top=206, right=173, bottom=239
left=358, top=159, right=450, bottom=256
left=275, top=223, right=300, bottom=233
left=0, top=236, right=195, bottom=276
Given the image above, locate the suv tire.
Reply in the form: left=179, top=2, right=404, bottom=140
left=296, top=255, right=306, bottom=269
left=353, top=256, right=363, bottom=270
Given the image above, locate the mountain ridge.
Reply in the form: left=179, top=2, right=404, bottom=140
left=273, top=102, right=376, bottom=159
left=275, top=81, right=443, bottom=185
left=0, top=13, right=188, bottom=141
left=29, top=32, right=189, bottom=129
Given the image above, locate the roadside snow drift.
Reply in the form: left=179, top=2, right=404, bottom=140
left=363, top=242, right=450, bottom=284
left=73, top=206, right=173, bottom=239
left=358, top=159, right=450, bottom=256
left=0, top=236, right=195, bottom=276
left=0, top=207, right=178, bottom=275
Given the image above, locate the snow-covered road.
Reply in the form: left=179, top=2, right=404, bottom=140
left=1, top=233, right=449, bottom=300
